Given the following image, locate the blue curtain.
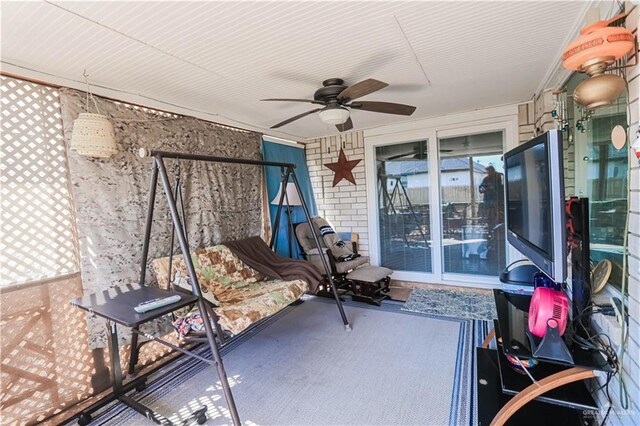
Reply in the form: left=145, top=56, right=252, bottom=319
left=262, top=140, right=318, bottom=258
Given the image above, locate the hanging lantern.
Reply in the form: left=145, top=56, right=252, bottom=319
left=562, top=14, right=634, bottom=109
left=573, top=73, right=626, bottom=109
left=70, top=113, right=117, bottom=158
left=562, top=18, right=634, bottom=74
left=70, top=71, right=118, bottom=158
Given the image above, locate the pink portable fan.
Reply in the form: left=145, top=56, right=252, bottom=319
left=528, top=287, right=569, bottom=338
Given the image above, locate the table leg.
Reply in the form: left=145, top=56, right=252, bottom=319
left=128, top=325, right=139, bottom=375
left=108, top=321, right=124, bottom=396
left=490, top=367, right=596, bottom=426
left=107, top=322, right=176, bottom=425
left=482, top=328, right=496, bottom=349
left=78, top=319, right=206, bottom=425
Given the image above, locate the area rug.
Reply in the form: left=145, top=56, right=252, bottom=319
left=402, top=287, right=497, bottom=321
left=89, top=297, right=491, bottom=425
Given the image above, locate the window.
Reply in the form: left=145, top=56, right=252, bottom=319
left=0, top=76, right=79, bottom=286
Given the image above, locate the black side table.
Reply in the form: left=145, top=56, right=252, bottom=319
left=71, top=283, right=208, bottom=425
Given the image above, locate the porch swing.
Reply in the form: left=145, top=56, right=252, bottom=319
left=132, top=148, right=350, bottom=425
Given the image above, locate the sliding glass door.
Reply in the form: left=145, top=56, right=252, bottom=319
left=375, top=140, right=432, bottom=272
left=439, top=132, right=506, bottom=278
left=368, top=121, right=513, bottom=286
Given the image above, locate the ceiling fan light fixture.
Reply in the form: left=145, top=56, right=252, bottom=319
left=319, top=107, right=350, bottom=125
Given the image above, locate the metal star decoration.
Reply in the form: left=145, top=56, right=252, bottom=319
left=324, top=148, right=361, bottom=187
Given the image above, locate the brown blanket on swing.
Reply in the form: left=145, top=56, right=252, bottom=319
left=224, top=236, right=323, bottom=293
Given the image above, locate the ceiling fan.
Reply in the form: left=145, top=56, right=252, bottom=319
left=383, top=143, right=452, bottom=162
left=262, top=78, right=417, bottom=132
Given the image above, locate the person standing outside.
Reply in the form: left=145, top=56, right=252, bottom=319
left=479, top=165, right=504, bottom=231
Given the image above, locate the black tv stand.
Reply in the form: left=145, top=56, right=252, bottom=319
left=476, top=290, right=611, bottom=426
left=476, top=348, right=591, bottom=426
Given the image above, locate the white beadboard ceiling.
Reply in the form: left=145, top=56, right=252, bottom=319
left=1, top=1, right=589, bottom=140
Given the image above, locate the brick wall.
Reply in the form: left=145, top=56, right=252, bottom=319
left=305, top=131, right=369, bottom=256
left=591, top=5, right=640, bottom=424
left=518, top=101, right=535, bottom=144
left=534, top=88, right=557, bottom=133
left=527, top=89, right=577, bottom=196
left=563, top=137, right=576, bottom=198
left=612, top=2, right=640, bottom=423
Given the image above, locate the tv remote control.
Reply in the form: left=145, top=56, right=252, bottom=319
left=134, top=295, right=181, bottom=313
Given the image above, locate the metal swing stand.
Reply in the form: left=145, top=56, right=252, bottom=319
left=71, top=148, right=349, bottom=426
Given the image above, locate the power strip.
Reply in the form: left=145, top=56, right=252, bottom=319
left=610, top=296, right=628, bottom=328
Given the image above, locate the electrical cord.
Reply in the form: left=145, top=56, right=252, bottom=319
left=567, top=305, right=618, bottom=369
left=567, top=303, right=628, bottom=424
left=616, top=69, right=632, bottom=412
left=590, top=370, right=614, bottom=426
left=601, top=369, right=616, bottom=426
left=600, top=371, right=614, bottom=426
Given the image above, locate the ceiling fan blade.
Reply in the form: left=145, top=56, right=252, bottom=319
left=335, top=117, right=353, bottom=132
left=270, top=108, right=323, bottom=129
left=350, top=101, right=416, bottom=116
left=337, top=79, right=388, bottom=101
left=262, top=98, right=325, bottom=105
left=386, top=152, right=414, bottom=161
left=385, top=148, right=448, bottom=160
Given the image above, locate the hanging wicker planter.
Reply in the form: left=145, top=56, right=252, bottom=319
left=70, top=112, right=117, bottom=158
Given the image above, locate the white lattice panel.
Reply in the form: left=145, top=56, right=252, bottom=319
left=1, top=76, right=79, bottom=286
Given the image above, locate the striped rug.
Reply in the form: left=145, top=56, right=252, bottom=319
left=88, top=297, right=491, bottom=426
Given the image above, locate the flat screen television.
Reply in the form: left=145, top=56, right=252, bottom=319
left=503, top=130, right=566, bottom=283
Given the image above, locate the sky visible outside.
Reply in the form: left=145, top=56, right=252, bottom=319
left=475, top=154, right=504, bottom=174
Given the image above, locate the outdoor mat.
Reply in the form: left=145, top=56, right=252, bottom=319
left=402, top=287, right=497, bottom=321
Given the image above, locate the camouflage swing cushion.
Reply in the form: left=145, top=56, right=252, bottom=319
left=152, top=245, right=308, bottom=335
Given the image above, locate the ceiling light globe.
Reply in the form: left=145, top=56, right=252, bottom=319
left=319, top=107, right=350, bottom=125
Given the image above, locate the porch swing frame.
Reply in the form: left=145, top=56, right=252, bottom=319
left=135, top=148, right=350, bottom=425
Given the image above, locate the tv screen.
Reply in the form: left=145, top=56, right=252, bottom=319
left=504, top=131, right=565, bottom=282
left=505, top=141, right=551, bottom=257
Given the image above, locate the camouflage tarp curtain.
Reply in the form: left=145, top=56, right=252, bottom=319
left=59, top=88, right=264, bottom=348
